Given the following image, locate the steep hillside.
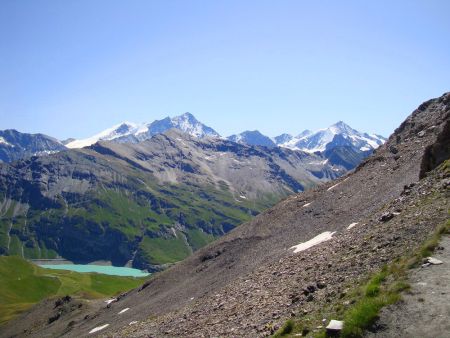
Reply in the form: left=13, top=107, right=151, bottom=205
left=0, top=130, right=345, bottom=271
left=5, top=92, right=446, bottom=338
left=0, top=130, right=66, bottom=163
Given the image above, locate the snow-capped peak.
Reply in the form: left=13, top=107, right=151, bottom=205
left=278, top=122, right=386, bottom=153
left=170, top=112, right=220, bottom=138
left=228, top=130, right=276, bottom=148
left=66, top=113, right=220, bottom=149
left=65, top=121, right=143, bottom=149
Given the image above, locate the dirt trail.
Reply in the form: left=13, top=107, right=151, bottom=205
left=367, top=235, right=450, bottom=338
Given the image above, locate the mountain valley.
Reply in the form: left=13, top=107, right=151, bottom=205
left=1, top=92, right=447, bottom=337
left=0, top=129, right=349, bottom=272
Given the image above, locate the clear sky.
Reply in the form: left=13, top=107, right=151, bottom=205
left=0, top=0, right=449, bottom=140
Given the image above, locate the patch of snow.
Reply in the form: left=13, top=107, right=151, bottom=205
left=105, top=299, right=116, bottom=305
left=129, top=321, right=138, bottom=325
left=118, top=308, right=130, bottom=314
left=347, top=222, right=359, bottom=230
left=327, top=182, right=341, bottom=191
left=239, top=195, right=247, bottom=199
left=171, top=228, right=178, bottom=238
left=89, top=324, right=109, bottom=334
left=290, top=231, right=336, bottom=253
left=0, top=137, right=13, bottom=147
left=302, top=202, right=312, bottom=207
left=66, top=122, right=141, bottom=149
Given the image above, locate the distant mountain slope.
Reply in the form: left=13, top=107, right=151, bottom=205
left=227, top=130, right=276, bottom=148
left=0, top=129, right=66, bottom=163
left=0, top=130, right=346, bottom=272
left=65, top=113, right=220, bottom=148
left=13, top=93, right=447, bottom=338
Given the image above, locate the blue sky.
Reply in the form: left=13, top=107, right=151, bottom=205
left=0, top=0, right=449, bottom=140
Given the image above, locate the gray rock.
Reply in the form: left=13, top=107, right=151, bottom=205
left=379, top=212, right=395, bottom=222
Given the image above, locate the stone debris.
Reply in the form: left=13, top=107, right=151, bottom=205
left=379, top=212, right=395, bottom=222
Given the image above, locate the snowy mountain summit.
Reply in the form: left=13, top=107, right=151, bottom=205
left=65, top=113, right=385, bottom=156
left=278, top=121, right=386, bottom=153
left=66, top=113, right=219, bottom=149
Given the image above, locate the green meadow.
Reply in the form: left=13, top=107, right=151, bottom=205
left=0, top=256, right=147, bottom=326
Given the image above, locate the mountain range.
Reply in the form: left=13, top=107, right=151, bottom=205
left=0, top=112, right=385, bottom=170
left=0, top=129, right=349, bottom=272
left=64, top=112, right=386, bottom=154
left=1, top=93, right=447, bottom=338
left=0, top=113, right=387, bottom=271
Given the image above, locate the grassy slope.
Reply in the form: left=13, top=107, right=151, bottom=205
left=0, top=256, right=146, bottom=326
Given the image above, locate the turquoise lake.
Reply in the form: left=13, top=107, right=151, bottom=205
left=39, top=264, right=150, bottom=277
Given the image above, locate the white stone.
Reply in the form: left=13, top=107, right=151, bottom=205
left=427, top=257, right=443, bottom=265
left=326, top=319, right=344, bottom=331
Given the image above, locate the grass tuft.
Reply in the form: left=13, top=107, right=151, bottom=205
left=273, top=320, right=294, bottom=337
